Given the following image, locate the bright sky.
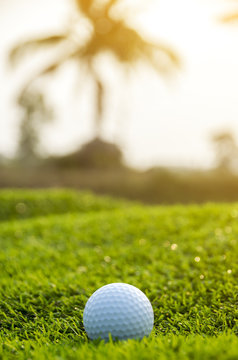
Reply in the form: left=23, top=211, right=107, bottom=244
left=0, top=0, right=238, bottom=169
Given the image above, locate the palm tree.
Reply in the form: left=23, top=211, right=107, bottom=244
left=211, top=131, right=238, bottom=172
left=10, top=0, right=180, bottom=142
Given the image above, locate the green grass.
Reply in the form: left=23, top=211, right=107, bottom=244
left=1, top=189, right=238, bottom=359
left=0, top=189, right=127, bottom=222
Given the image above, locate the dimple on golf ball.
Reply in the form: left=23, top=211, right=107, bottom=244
left=83, top=283, right=154, bottom=341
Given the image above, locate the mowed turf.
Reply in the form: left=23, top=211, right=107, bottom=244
left=1, top=190, right=238, bottom=359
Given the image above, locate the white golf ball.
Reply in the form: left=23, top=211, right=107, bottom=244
left=83, top=283, right=154, bottom=341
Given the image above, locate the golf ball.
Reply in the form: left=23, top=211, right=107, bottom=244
left=83, top=283, right=154, bottom=341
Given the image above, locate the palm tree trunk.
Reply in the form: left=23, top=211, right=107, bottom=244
left=95, top=78, right=104, bottom=138
left=89, top=62, right=105, bottom=138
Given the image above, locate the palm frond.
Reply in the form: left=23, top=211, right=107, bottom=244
left=143, top=42, right=180, bottom=74
left=75, top=0, right=94, bottom=15
left=104, top=0, right=119, bottom=14
left=75, top=0, right=121, bottom=20
left=220, top=13, right=238, bottom=23
left=79, top=20, right=180, bottom=72
left=9, top=34, right=68, bottom=65
left=16, top=47, right=80, bottom=100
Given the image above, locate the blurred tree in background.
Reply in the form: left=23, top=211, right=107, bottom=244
left=211, top=131, right=238, bottom=173
left=9, top=0, right=179, bottom=163
left=49, top=137, right=124, bottom=169
left=215, top=3, right=238, bottom=173
left=16, top=90, right=53, bottom=164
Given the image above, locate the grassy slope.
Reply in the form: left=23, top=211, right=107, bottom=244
left=1, top=190, right=238, bottom=359
left=0, top=189, right=128, bottom=221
